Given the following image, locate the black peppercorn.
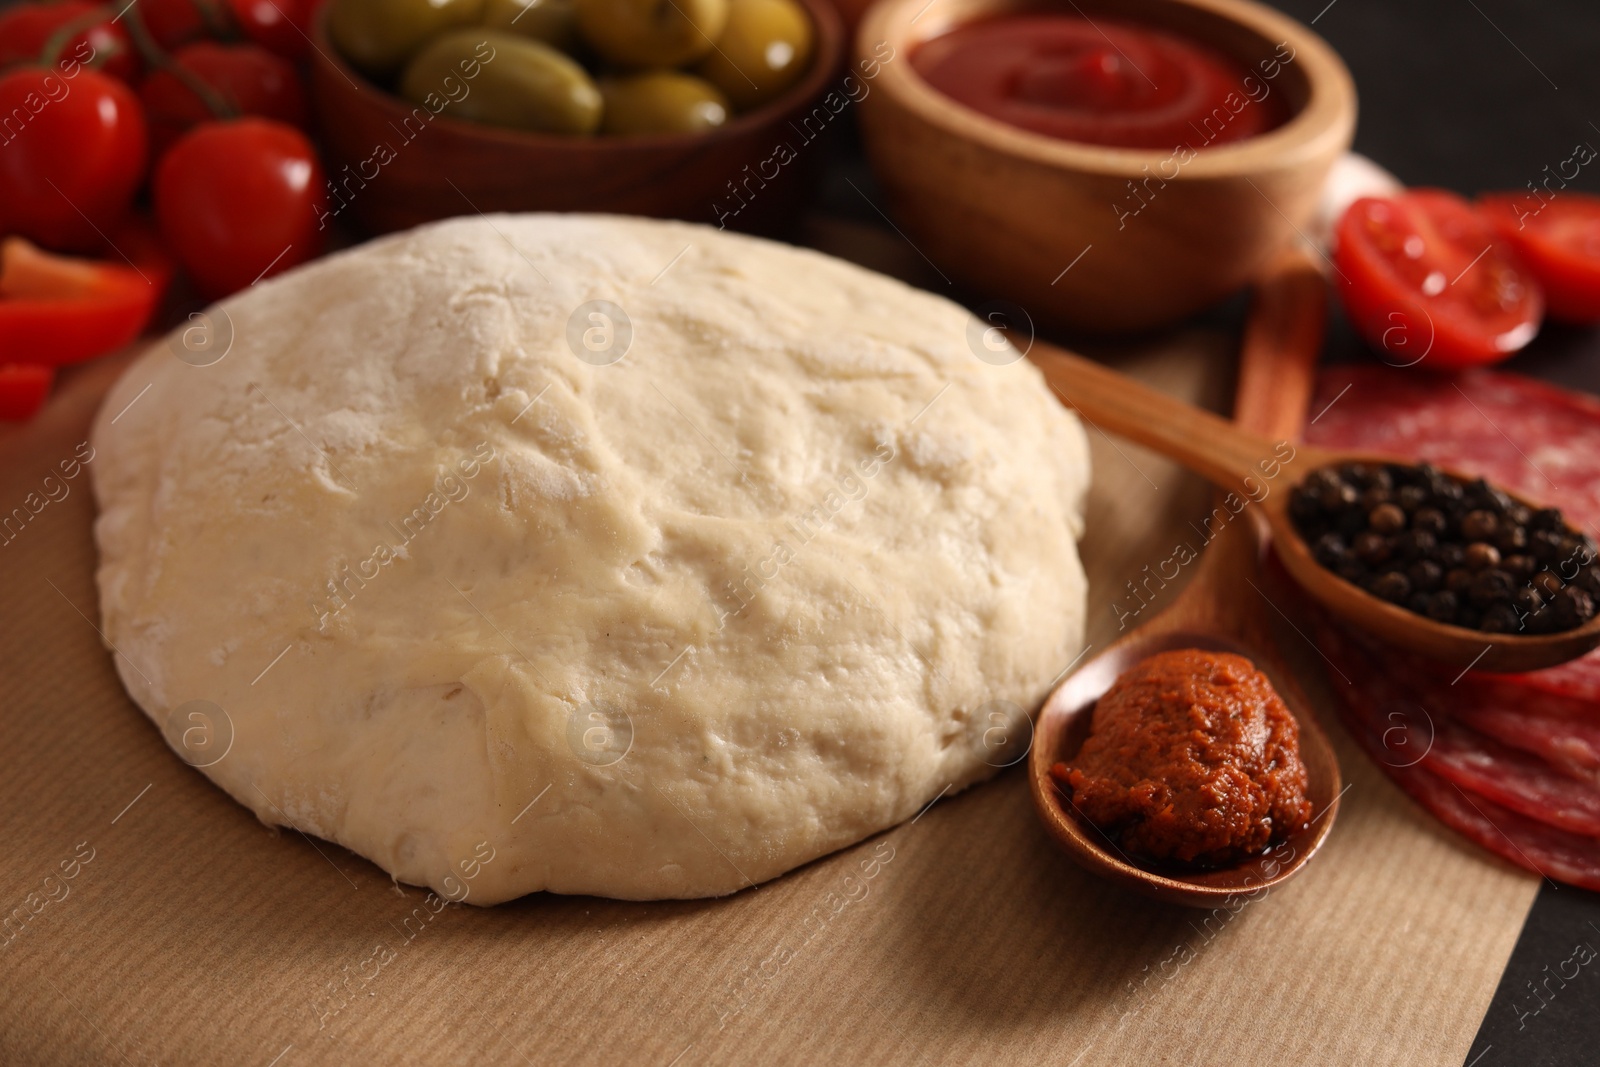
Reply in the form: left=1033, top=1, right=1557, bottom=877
left=1581, top=567, right=1600, bottom=596
left=1335, top=557, right=1368, bottom=583
left=1313, top=532, right=1347, bottom=568
left=1432, top=478, right=1465, bottom=506
left=1468, top=569, right=1516, bottom=607
left=1558, top=536, right=1591, bottom=569
left=1480, top=603, right=1523, bottom=633
left=1407, top=559, right=1443, bottom=591
left=1396, top=485, right=1428, bottom=512
left=1503, top=554, right=1538, bottom=582
left=1424, top=590, right=1459, bottom=622
left=1529, top=507, right=1564, bottom=532
left=1369, top=571, right=1411, bottom=603
left=1464, top=542, right=1501, bottom=571
left=1513, top=587, right=1544, bottom=618
left=1360, top=486, right=1392, bottom=511
left=1446, top=568, right=1475, bottom=594
left=1495, top=525, right=1528, bottom=553
left=1439, top=543, right=1467, bottom=569
left=1353, top=531, right=1392, bottom=566
left=1412, top=507, right=1448, bottom=536
left=1395, top=529, right=1436, bottom=560
left=1320, top=482, right=1358, bottom=511
left=1306, top=468, right=1342, bottom=493
left=1531, top=529, right=1565, bottom=563
left=1368, top=503, right=1406, bottom=534
left=1460, top=509, right=1498, bottom=541
left=1553, top=586, right=1597, bottom=627
left=1533, top=570, right=1565, bottom=597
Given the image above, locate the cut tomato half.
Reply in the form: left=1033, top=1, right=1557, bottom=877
left=1479, top=191, right=1600, bottom=324
left=1333, top=189, right=1543, bottom=370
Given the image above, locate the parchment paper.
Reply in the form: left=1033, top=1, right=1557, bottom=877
left=0, top=220, right=1537, bottom=1066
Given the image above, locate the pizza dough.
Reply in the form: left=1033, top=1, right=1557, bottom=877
left=90, top=213, right=1092, bottom=903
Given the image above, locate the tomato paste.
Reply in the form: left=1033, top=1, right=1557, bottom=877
left=1055, top=649, right=1312, bottom=867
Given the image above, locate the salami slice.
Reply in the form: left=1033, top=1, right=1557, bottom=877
left=1307, top=365, right=1600, bottom=700
left=1309, top=610, right=1600, bottom=890
left=1450, top=684, right=1600, bottom=780
left=1422, top=720, right=1600, bottom=835
left=1375, top=757, right=1600, bottom=893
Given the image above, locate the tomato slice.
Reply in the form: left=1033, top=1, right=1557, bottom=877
left=1332, top=189, right=1542, bottom=370
left=1478, top=192, right=1600, bottom=324
left=0, top=364, right=54, bottom=421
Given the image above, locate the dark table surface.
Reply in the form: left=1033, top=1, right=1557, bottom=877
left=820, top=0, right=1600, bottom=1063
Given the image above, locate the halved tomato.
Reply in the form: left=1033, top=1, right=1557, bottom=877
left=1333, top=189, right=1542, bottom=370
left=1479, top=192, right=1600, bottom=324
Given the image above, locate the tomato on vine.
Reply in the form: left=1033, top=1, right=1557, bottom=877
left=140, top=42, right=308, bottom=154
left=0, top=67, right=149, bottom=252
left=154, top=118, right=326, bottom=298
left=0, top=2, right=142, bottom=82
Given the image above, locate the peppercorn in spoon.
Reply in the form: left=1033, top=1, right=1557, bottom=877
left=1028, top=342, right=1600, bottom=674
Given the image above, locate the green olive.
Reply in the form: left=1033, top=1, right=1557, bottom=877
left=400, top=30, right=602, bottom=135
left=482, top=0, right=581, bottom=53
left=695, top=0, right=812, bottom=111
left=600, top=72, right=730, bottom=135
left=328, top=0, right=485, bottom=77
left=572, top=0, right=728, bottom=68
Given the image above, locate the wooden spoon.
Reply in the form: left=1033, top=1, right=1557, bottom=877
left=1027, top=337, right=1600, bottom=676
left=1028, top=249, right=1342, bottom=907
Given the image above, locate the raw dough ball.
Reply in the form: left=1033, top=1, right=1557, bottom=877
left=90, top=214, right=1091, bottom=903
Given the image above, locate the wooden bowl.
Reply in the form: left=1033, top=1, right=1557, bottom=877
left=308, top=0, right=844, bottom=236
left=855, top=0, right=1356, bottom=332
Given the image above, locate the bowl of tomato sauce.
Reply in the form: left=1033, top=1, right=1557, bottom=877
left=856, top=0, right=1355, bottom=332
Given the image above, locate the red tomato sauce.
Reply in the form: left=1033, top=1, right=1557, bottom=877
left=911, top=13, right=1293, bottom=151
left=1052, top=649, right=1312, bottom=868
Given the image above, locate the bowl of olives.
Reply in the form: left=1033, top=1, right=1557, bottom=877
left=310, top=0, right=843, bottom=234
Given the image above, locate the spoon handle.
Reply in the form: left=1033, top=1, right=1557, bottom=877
left=1028, top=343, right=1289, bottom=495
left=1235, top=246, right=1327, bottom=443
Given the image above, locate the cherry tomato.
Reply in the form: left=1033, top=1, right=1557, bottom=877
left=136, top=0, right=227, bottom=50
left=1478, top=192, right=1600, bottom=324
left=0, top=67, right=149, bottom=253
left=0, top=2, right=141, bottom=83
left=154, top=119, right=326, bottom=299
left=1332, top=189, right=1542, bottom=370
left=0, top=364, right=54, bottom=421
left=140, top=42, right=308, bottom=156
left=226, top=0, right=317, bottom=61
